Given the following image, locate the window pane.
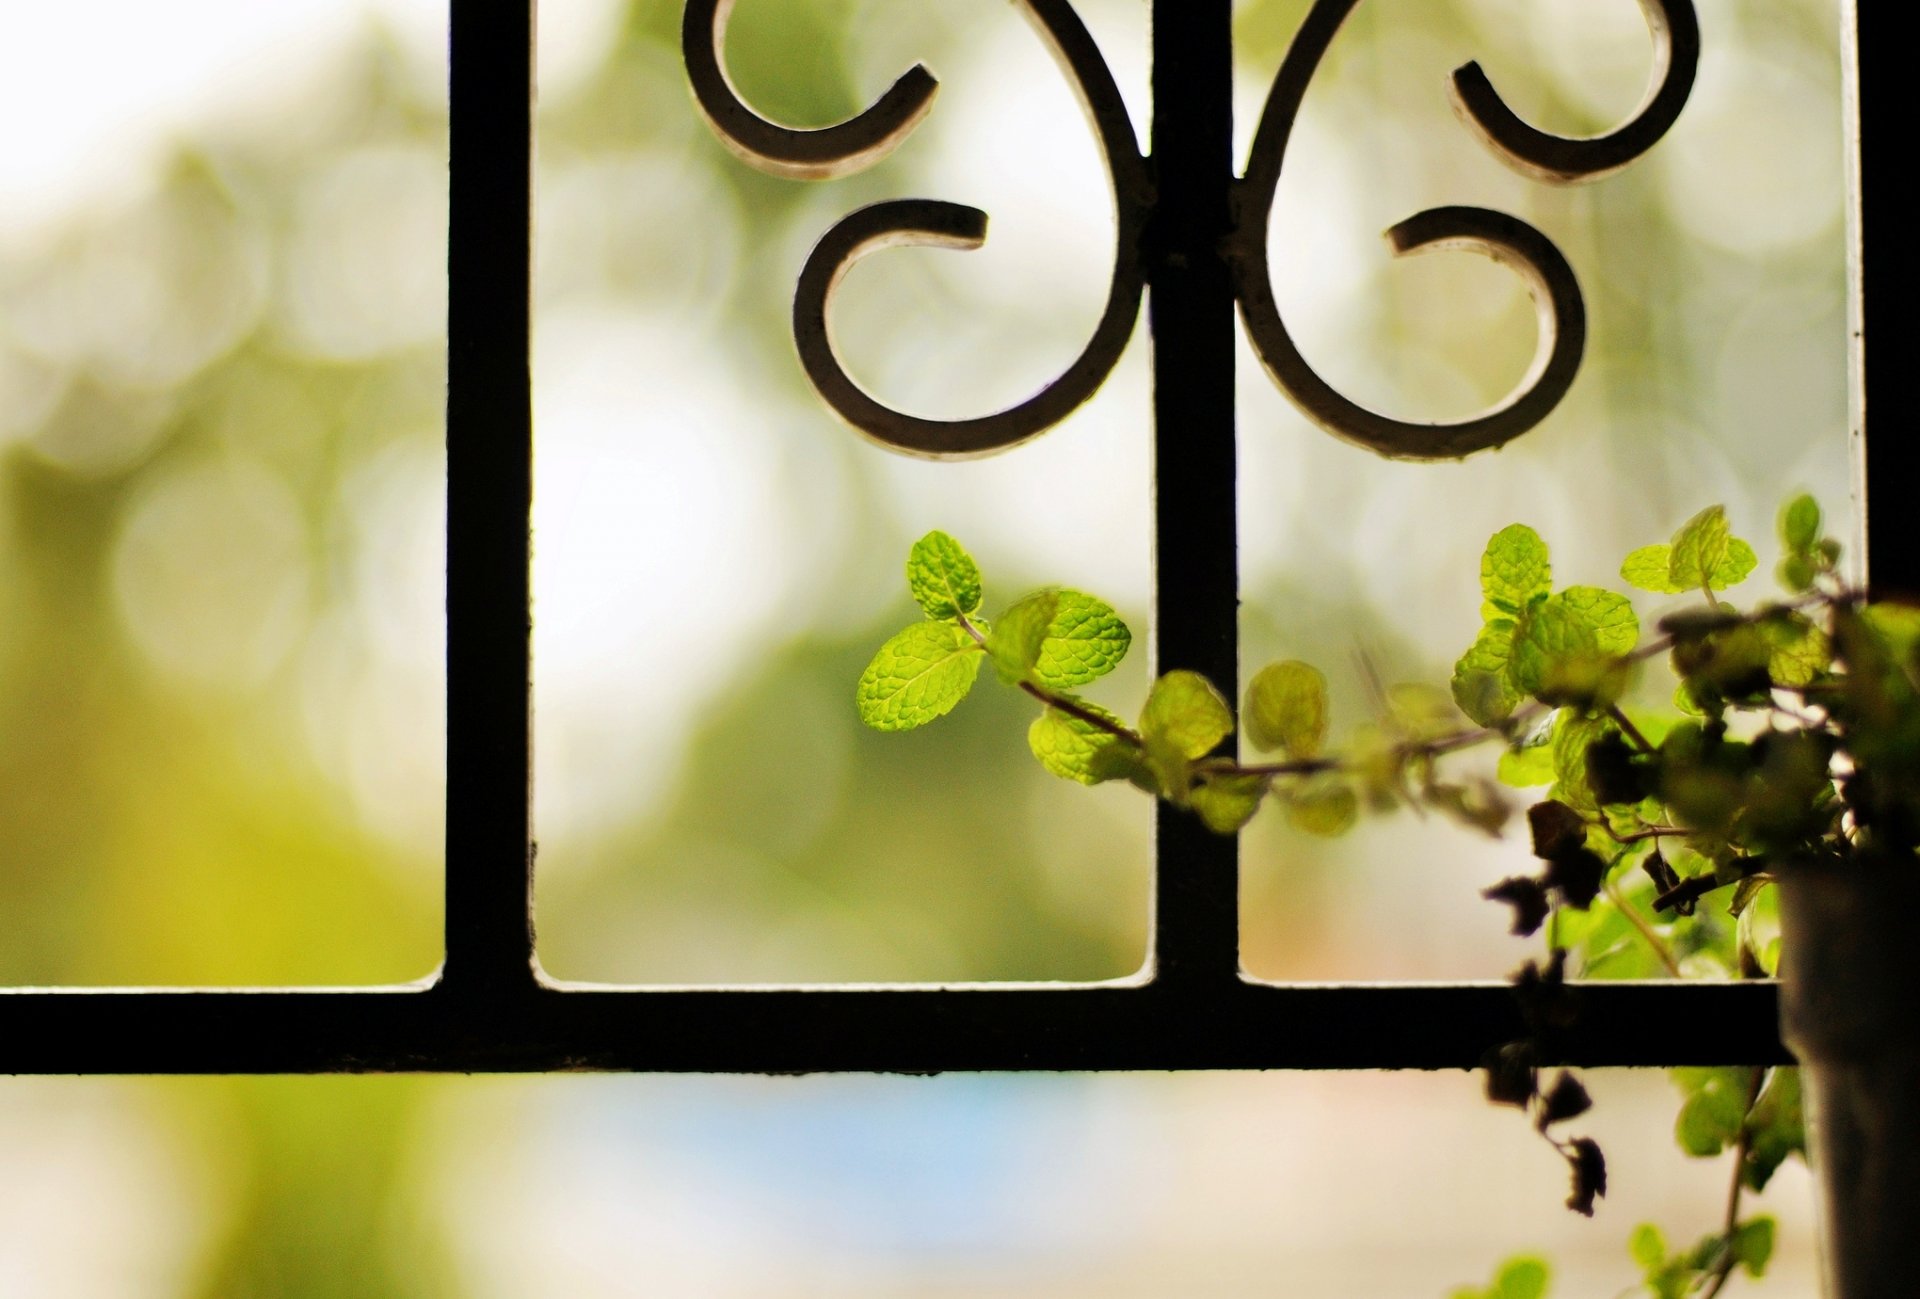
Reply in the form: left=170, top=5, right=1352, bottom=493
left=0, top=1, right=447, bottom=984
left=531, top=0, right=1154, bottom=982
left=1233, top=0, right=1854, bottom=980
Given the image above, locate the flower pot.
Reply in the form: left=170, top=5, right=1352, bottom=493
left=1777, top=861, right=1920, bottom=1298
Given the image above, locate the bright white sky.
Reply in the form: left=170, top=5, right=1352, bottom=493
left=0, top=0, right=621, bottom=244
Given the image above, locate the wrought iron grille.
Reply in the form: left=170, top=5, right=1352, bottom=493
left=0, top=0, right=1901, bottom=1074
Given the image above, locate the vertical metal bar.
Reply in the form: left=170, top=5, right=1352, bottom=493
left=1847, top=1, right=1916, bottom=599
left=442, top=0, right=537, bottom=994
left=1147, top=0, right=1240, bottom=987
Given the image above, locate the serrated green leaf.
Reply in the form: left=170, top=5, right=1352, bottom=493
left=1781, top=494, right=1821, bottom=552
left=1032, top=590, right=1131, bottom=689
left=1028, top=698, right=1140, bottom=786
left=988, top=591, right=1058, bottom=684
left=1622, top=544, right=1685, bottom=594
left=1246, top=660, right=1330, bottom=755
left=1285, top=778, right=1359, bottom=836
left=1714, top=538, right=1758, bottom=588
left=905, top=530, right=983, bottom=618
left=1559, top=586, right=1639, bottom=655
left=1453, top=619, right=1522, bottom=726
left=1732, top=1218, right=1775, bottom=1277
left=856, top=621, right=985, bottom=731
left=1191, top=772, right=1269, bottom=834
left=1763, top=612, right=1829, bottom=688
left=1139, top=670, right=1234, bottom=759
left=1670, top=505, right=1732, bottom=591
left=1513, top=597, right=1600, bottom=698
left=1482, top=524, right=1552, bottom=616
left=1551, top=713, right=1612, bottom=812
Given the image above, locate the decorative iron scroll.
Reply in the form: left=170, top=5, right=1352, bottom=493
left=683, top=0, right=1698, bottom=461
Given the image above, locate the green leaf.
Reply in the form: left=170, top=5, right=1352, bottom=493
left=1715, top=538, right=1758, bottom=589
left=1781, top=494, right=1821, bottom=552
left=1670, top=505, right=1732, bottom=591
left=905, top=530, right=983, bottom=618
left=1672, top=1067, right=1750, bottom=1158
left=988, top=591, right=1058, bottom=684
left=1630, top=1223, right=1667, bottom=1273
left=1246, top=660, right=1330, bottom=756
left=1285, top=777, right=1359, bottom=836
left=1028, top=699, right=1140, bottom=786
left=1449, top=1255, right=1550, bottom=1299
left=1482, top=524, right=1552, bottom=617
left=1140, top=670, right=1234, bottom=760
left=1731, top=1218, right=1775, bottom=1277
left=1742, top=1068, right=1805, bottom=1192
left=1513, top=597, right=1600, bottom=698
left=1033, top=590, right=1131, bottom=689
left=1453, top=619, right=1522, bottom=726
left=1498, top=741, right=1556, bottom=788
left=1622, top=544, right=1685, bottom=594
left=1493, top=1257, right=1550, bottom=1299
left=856, top=621, right=985, bottom=731
left=1763, top=611, right=1829, bottom=688
left=1559, top=586, right=1639, bottom=655
left=1191, top=772, right=1269, bottom=834
left=1550, top=713, right=1612, bottom=812
left=1138, top=671, right=1234, bottom=803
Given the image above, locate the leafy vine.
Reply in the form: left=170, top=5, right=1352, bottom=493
left=856, top=496, right=1900, bottom=1296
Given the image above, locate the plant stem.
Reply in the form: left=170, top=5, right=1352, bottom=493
left=1606, top=704, right=1654, bottom=753
left=1017, top=680, right=1140, bottom=744
left=1697, top=1066, right=1767, bottom=1299
left=1602, top=876, right=1684, bottom=978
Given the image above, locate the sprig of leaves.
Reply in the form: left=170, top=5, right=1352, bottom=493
left=858, top=502, right=1871, bottom=1295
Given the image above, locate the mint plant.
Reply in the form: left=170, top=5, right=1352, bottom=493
left=858, top=496, right=1898, bottom=1295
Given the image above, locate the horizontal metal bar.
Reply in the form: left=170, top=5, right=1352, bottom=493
left=0, top=979, right=1787, bottom=1074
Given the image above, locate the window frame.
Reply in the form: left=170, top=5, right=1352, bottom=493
left=2, top=0, right=1890, bottom=1075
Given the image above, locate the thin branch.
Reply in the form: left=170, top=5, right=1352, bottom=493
left=1606, top=704, right=1654, bottom=754
left=1652, top=874, right=1728, bottom=915
left=1697, top=1066, right=1767, bottom=1299
left=1603, top=876, right=1685, bottom=978
left=1017, top=680, right=1139, bottom=744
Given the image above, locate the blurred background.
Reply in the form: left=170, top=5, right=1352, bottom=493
left=1, top=0, right=1845, bottom=1293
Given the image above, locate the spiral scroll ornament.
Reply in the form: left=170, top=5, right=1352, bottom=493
left=683, top=0, right=1698, bottom=462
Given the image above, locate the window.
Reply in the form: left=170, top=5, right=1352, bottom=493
left=1, top=0, right=1887, bottom=1290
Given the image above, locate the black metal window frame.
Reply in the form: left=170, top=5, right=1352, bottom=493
left=0, top=1, right=1896, bottom=1075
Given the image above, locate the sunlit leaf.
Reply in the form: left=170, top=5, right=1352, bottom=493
left=1028, top=698, right=1139, bottom=786
left=1780, top=494, right=1821, bottom=552
left=1622, top=544, right=1684, bottom=594
left=1482, top=524, right=1552, bottom=617
left=987, top=591, right=1057, bottom=684
left=905, top=530, right=983, bottom=618
left=1191, top=772, right=1269, bottom=834
left=1245, top=659, right=1329, bottom=756
left=1453, top=619, right=1521, bottom=725
left=1285, top=777, right=1359, bottom=837
left=1032, top=590, right=1131, bottom=688
left=1139, top=670, right=1234, bottom=759
left=856, top=621, right=984, bottom=731
left=1669, top=505, right=1732, bottom=591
